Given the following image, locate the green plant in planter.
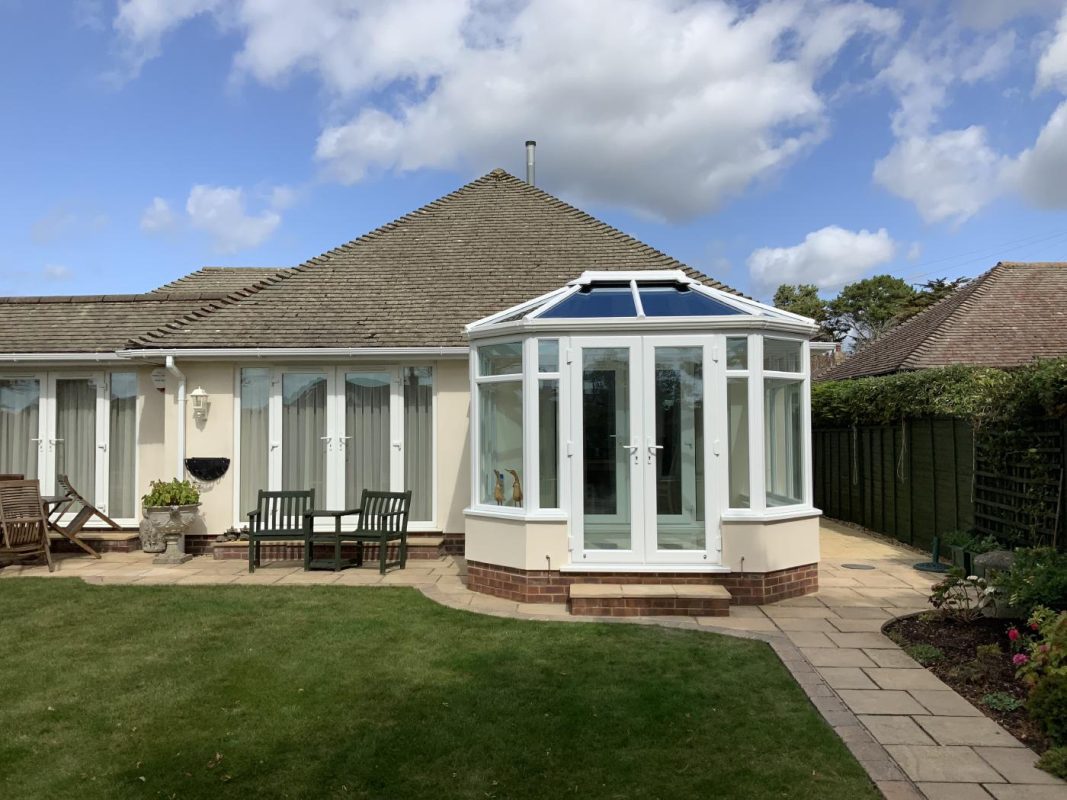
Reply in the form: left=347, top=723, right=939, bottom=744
left=998, top=549, right=1067, bottom=614
left=965, top=534, right=1002, bottom=555
left=142, top=479, right=200, bottom=508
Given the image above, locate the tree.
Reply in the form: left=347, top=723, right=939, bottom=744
left=772, top=284, right=836, bottom=340
left=828, top=275, right=917, bottom=347
left=898, top=277, right=970, bottom=321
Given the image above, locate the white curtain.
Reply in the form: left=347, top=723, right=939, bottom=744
left=0, top=378, right=40, bottom=477
left=55, top=378, right=96, bottom=498
left=240, top=368, right=271, bottom=518
left=282, top=374, right=327, bottom=500
left=404, top=367, right=433, bottom=520
left=108, top=373, right=137, bottom=517
left=346, top=373, right=391, bottom=506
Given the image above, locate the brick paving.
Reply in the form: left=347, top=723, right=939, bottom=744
left=2, top=518, right=1064, bottom=800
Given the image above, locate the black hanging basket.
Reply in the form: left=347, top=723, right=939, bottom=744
left=185, top=457, right=230, bottom=482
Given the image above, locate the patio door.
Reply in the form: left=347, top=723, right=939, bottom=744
left=571, top=337, right=718, bottom=567
left=47, top=374, right=107, bottom=504
left=0, top=375, right=46, bottom=480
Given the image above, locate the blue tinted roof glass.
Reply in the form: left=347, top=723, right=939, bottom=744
left=638, top=285, right=744, bottom=316
left=540, top=286, right=636, bottom=318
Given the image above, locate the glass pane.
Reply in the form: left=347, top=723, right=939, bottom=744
left=765, top=379, right=803, bottom=507
left=541, top=285, right=635, bottom=318
left=764, top=338, right=803, bottom=373
left=478, top=381, right=523, bottom=507
left=654, top=347, right=705, bottom=551
left=726, top=337, right=748, bottom=370
left=55, top=378, right=96, bottom=499
left=539, top=379, right=558, bottom=508
left=581, top=348, right=631, bottom=550
left=0, top=378, right=40, bottom=478
left=108, top=373, right=137, bottom=517
left=240, top=368, right=271, bottom=519
left=478, top=342, right=522, bottom=376
left=639, top=285, right=744, bottom=316
left=281, top=373, right=327, bottom=502
left=727, top=378, right=750, bottom=509
left=346, top=372, right=391, bottom=507
left=403, top=367, right=433, bottom=521
left=538, top=339, right=559, bottom=373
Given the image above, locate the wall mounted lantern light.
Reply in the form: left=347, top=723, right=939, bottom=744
left=189, top=386, right=210, bottom=421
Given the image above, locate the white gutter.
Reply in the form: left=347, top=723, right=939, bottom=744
left=165, top=356, right=186, bottom=480
left=0, top=352, right=124, bottom=363
left=118, top=346, right=469, bottom=360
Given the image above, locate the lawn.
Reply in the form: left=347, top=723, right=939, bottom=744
left=0, top=579, right=877, bottom=799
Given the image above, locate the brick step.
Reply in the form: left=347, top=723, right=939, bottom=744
left=48, top=531, right=141, bottom=553
left=568, top=583, right=732, bottom=617
left=210, top=535, right=445, bottom=562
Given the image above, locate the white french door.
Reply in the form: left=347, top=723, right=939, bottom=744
left=0, top=371, right=137, bottom=522
left=571, top=337, right=721, bottom=567
left=269, top=367, right=405, bottom=513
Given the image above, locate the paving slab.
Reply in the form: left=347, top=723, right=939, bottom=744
left=774, top=617, right=838, bottom=632
left=884, top=745, right=1004, bottom=783
left=865, top=668, right=951, bottom=692
left=916, top=718, right=1024, bottom=748
left=762, top=605, right=841, bottom=619
left=784, top=631, right=836, bottom=647
left=818, top=667, right=879, bottom=690
left=800, top=647, right=878, bottom=668
left=866, top=649, right=923, bottom=668
left=974, top=748, right=1067, bottom=784
left=829, top=606, right=894, bottom=619
left=839, top=689, right=929, bottom=715
left=858, top=715, right=936, bottom=746
left=910, top=690, right=984, bottom=717
left=827, top=631, right=900, bottom=649
left=917, top=783, right=994, bottom=799
left=983, top=787, right=1067, bottom=800
left=875, top=780, right=927, bottom=800
left=829, top=617, right=889, bottom=632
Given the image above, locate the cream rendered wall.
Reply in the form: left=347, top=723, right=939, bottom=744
left=465, top=515, right=570, bottom=570
left=435, top=359, right=471, bottom=534
left=136, top=367, right=166, bottom=513
left=720, top=515, right=820, bottom=573
left=162, top=363, right=236, bottom=536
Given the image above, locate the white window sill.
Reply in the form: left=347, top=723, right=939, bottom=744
left=560, top=563, right=731, bottom=574
left=720, top=507, right=822, bottom=523
left=464, top=506, right=569, bottom=523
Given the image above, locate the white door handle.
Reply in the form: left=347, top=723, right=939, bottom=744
left=647, top=444, right=663, bottom=464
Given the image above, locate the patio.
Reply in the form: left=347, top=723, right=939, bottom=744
left=2, top=521, right=1065, bottom=799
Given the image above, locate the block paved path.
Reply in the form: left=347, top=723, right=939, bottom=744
left=3, top=519, right=1065, bottom=800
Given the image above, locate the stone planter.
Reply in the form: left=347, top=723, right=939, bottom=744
left=141, top=504, right=200, bottom=564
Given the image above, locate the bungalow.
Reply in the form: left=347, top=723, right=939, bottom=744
left=0, top=169, right=820, bottom=603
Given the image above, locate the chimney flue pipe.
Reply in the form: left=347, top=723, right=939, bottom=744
left=525, top=140, right=536, bottom=185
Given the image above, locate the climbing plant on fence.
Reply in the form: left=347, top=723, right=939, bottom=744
left=813, top=359, right=1067, bottom=550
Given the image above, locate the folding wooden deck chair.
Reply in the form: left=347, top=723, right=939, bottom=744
left=44, top=475, right=120, bottom=559
left=0, top=479, right=55, bottom=572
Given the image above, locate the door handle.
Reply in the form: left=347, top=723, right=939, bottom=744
left=320, top=436, right=333, bottom=451
left=647, top=444, right=663, bottom=464
left=337, top=436, right=351, bottom=449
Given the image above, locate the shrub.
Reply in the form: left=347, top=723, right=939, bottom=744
left=954, top=644, right=1006, bottom=685
left=1015, top=607, right=1067, bottom=689
left=904, top=643, right=943, bottom=665
left=1028, top=673, right=1067, bottom=746
left=929, top=570, right=997, bottom=623
left=142, top=479, right=200, bottom=508
left=998, top=549, right=1067, bottom=614
left=981, top=692, right=1024, bottom=712
left=1037, top=746, right=1067, bottom=781
left=965, top=534, right=1002, bottom=555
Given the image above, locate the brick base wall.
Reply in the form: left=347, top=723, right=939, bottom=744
left=466, top=561, right=819, bottom=605
left=441, top=533, right=465, bottom=556
left=211, top=540, right=443, bottom=562
left=50, top=535, right=141, bottom=554
left=570, top=596, right=731, bottom=617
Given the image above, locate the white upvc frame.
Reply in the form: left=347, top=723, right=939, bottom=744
left=232, top=363, right=438, bottom=531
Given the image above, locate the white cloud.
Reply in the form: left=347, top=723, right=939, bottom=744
left=185, top=185, right=280, bottom=253
left=1009, top=100, right=1067, bottom=207
left=42, top=264, right=73, bottom=282
left=873, top=127, right=1007, bottom=224
left=907, top=242, right=922, bottom=261
left=1037, top=8, right=1067, bottom=92
left=140, top=196, right=176, bottom=232
left=113, top=0, right=900, bottom=220
left=951, top=0, right=1065, bottom=30
left=31, top=206, right=108, bottom=244
left=747, top=225, right=896, bottom=295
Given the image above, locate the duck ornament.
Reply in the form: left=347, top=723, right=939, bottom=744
left=493, top=470, right=505, bottom=505
left=506, top=468, right=523, bottom=507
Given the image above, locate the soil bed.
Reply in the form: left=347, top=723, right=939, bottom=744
left=884, top=613, right=1049, bottom=752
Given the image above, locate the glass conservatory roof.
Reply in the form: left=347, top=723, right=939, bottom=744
left=468, top=271, right=814, bottom=334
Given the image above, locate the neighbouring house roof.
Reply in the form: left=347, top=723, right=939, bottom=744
left=126, top=169, right=738, bottom=351
left=152, top=266, right=294, bottom=293
left=820, top=262, right=1067, bottom=380
left=0, top=293, right=235, bottom=354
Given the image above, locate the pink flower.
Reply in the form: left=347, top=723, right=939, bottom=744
left=1008, top=628, right=1020, bottom=642
left=1031, top=623, right=1040, bottom=631
left=1012, top=653, right=1029, bottom=666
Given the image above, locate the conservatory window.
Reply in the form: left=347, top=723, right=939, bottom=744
left=764, top=338, right=803, bottom=373
left=637, top=284, right=744, bottom=317
left=541, top=285, right=636, bottom=318
left=538, top=339, right=560, bottom=509
left=764, top=378, right=803, bottom=507
left=725, top=336, right=751, bottom=509
left=477, top=341, right=524, bottom=508
left=107, top=373, right=138, bottom=519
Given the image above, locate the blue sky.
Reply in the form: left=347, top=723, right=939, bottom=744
left=2, top=0, right=1067, bottom=302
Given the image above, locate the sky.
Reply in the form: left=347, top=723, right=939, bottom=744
left=2, top=0, right=1067, bottom=303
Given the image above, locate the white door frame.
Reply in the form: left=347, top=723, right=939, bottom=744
left=45, top=371, right=107, bottom=506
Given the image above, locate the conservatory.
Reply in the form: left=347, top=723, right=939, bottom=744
left=463, top=271, right=823, bottom=604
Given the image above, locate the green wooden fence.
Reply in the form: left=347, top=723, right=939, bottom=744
left=812, top=418, right=975, bottom=551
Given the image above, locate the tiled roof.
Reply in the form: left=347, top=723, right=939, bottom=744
left=820, top=262, right=1067, bottom=380
left=152, top=266, right=294, bottom=293
left=0, top=293, right=234, bottom=353
left=130, top=169, right=737, bottom=350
